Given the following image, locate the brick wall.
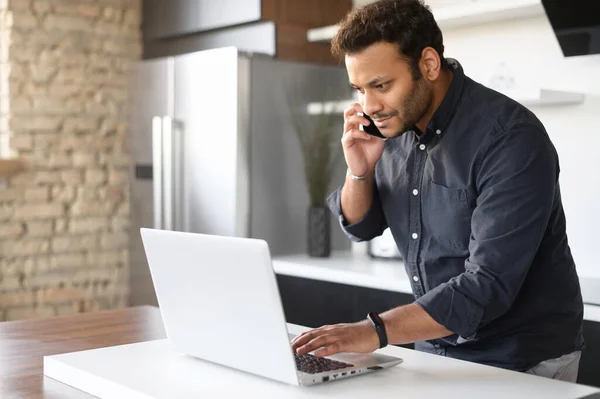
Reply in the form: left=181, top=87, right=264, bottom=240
left=0, top=0, right=141, bottom=320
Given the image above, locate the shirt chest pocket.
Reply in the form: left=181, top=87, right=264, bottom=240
left=423, top=180, right=472, bottom=251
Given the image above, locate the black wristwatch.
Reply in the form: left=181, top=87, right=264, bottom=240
left=367, top=311, right=388, bottom=348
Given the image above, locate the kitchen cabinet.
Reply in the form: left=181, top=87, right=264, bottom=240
left=308, top=0, right=545, bottom=43
left=142, top=0, right=353, bottom=64
left=143, top=0, right=262, bottom=40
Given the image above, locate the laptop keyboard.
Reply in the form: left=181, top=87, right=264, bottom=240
left=294, top=353, right=354, bottom=374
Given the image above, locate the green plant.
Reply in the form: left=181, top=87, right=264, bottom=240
left=287, top=97, right=343, bottom=206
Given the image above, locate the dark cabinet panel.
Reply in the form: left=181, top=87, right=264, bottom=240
left=143, top=0, right=261, bottom=40
left=580, top=320, right=600, bottom=387
left=276, top=274, right=415, bottom=350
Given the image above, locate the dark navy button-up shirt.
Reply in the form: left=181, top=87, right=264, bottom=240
left=327, top=59, right=584, bottom=371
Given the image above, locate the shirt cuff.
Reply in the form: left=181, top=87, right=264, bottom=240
left=415, top=281, right=484, bottom=342
left=326, top=185, right=386, bottom=242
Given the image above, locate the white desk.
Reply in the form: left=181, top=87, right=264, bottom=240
left=44, top=323, right=600, bottom=398
left=272, top=251, right=600, bottom=322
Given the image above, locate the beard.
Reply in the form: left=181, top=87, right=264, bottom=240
left=397, top=76, right=432, bottom=135
left=372, top=74, right=432, bottom=139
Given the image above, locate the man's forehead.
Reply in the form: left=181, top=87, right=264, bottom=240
left=346, top=57, right=407, bottom=86
left=344, top=41, right=402, bottom=62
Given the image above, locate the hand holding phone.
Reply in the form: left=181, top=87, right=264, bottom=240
left=341, top=105, right=386, bottom=178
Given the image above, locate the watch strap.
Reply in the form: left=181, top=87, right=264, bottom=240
left=367, top=311, right=388, bottom=348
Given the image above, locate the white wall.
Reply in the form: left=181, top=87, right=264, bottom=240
left=442, top=16, right=600, bottom=279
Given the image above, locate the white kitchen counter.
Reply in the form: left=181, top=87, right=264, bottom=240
left=273, top=250, right=413, bottom=293
left=272, top=251, right=600, bottom=323
left=43, top=322, right=600, bottom=398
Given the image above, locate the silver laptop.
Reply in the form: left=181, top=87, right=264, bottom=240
left=140, top=228, right=403, bottom=386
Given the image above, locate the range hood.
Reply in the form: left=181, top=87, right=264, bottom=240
left=541, top=0, right=600, bottom=57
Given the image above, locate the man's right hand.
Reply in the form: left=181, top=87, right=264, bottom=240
left=342, top=103, right=386, bottom=178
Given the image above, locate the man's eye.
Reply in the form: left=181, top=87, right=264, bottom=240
left=355, top=87, right=364, bottom=94
left=376, top=83, right=388, bottom=90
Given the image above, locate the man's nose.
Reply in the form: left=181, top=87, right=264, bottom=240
left=362, top=91, right=383, bottom=117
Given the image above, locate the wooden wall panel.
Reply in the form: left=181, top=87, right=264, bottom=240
left=262, top=0, right=353, bottom=64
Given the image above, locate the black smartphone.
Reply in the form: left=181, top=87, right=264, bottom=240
left=362, top=114, right=387, bottom=140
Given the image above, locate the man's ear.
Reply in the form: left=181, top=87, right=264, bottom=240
left=420, top=47, right=441, bottom=81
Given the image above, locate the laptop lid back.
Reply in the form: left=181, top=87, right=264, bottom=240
left=140, top=228, right=299, bottom=385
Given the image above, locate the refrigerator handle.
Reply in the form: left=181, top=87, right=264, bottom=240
left=152, top=116, right=163, bottom=230
left=162, top=116, right=174, bottom=231
left=172, top=119, right=184, bottom=232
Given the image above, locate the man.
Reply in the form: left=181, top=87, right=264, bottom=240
left=290, top=0, right=584, bottom=382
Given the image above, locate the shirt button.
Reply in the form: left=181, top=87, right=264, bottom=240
left=419, top=144, right=426, bottom=150
left=412, top=189, right=418, bottom=196
left=436, top=129, right=442, bottom=135
left=412, top=233, right=418, bottom=239
left=413, top=276, right=419, bottom=282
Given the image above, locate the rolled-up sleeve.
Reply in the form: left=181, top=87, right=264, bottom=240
left=326, top=181, right=388, bottom=242
left=416, top=123, right=558, bottom=340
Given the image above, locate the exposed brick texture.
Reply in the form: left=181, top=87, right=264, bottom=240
left=0, top=0, right=141, bottom=320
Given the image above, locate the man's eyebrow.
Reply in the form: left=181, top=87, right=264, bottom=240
left=367, top=76, right=385, bottom=86
left=349, top=76, right=385, bottom=88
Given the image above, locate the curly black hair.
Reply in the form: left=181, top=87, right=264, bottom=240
left=331, top=0, right=448, bottom=79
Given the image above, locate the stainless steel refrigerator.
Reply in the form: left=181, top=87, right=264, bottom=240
left=129, top=47, right=352, bottom=306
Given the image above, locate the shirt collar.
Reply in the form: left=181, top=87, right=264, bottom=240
left=425, top=58, right=465, bottom=138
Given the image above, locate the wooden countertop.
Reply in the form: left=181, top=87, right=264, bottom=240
left=0, top=305, right=166, bottom=398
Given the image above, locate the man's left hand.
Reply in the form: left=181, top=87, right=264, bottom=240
left=290, top=320, right=380, bottom=357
